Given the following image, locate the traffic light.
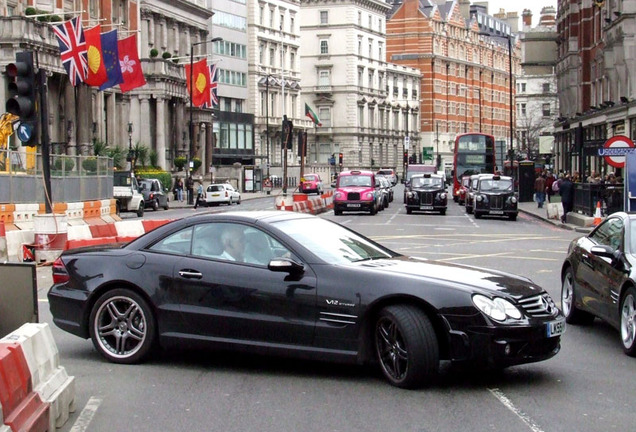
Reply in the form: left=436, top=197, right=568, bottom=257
left=403, top=151, right=408, bottom=164
left=282, top=116, right=293, bottom=149
left=5, top=51, right=38, bottom=146
left=338, top=152, right=343, bottom=166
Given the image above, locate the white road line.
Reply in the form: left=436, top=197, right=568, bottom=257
left=488, top=388, right=545, bottom=432
left=69, top=397, right=102, bottom=432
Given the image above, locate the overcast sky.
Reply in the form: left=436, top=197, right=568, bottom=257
left=481, top=0, right=558, bottom=27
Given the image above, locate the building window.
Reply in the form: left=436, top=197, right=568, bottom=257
left=358, top=105, right=365, bottom=127
left=319, top=69, right=330, bottom=86
left=320, top=10, right=328, bottom=24
left=542, top=103, right=551, bottom=117
left=319, top=107, right=331, bottom=127
left=543, top=83, right=551, bottom=93
left=320, top=40, right=329, bottom=54
left=521, top=103, right=527, bottom=116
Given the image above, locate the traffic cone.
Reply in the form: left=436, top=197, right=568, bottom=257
left=593, top=201, right=602, bottom=226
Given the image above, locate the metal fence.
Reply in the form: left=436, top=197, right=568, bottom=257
left=0, top=150, right=114, bottom=204
left=573, top=183, right=624, bottom=216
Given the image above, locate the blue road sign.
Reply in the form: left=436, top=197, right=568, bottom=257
left=16, top=122, right=33, bottom=142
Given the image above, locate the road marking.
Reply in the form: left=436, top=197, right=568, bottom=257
left=69, top=397, right=102, bottom=432
left=488, top=388, right=545, bottom=432
left=38, top=299, right=48, bottom=302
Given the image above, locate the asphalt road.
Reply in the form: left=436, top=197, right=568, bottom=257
left=36, top=186, right=634, bottom=432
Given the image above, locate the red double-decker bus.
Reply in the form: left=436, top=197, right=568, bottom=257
left=452, top=133, right=497, bottom=201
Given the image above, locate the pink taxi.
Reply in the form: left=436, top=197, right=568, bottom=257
left=333, top=170, right=380, bottom=215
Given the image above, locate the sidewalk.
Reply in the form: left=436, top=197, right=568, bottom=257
left=517, top=200, right=594, bottom=233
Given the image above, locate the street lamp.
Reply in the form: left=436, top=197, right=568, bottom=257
left=188, top=36, right=223, bottom=199
left=479, top=31, right=514, bottom=177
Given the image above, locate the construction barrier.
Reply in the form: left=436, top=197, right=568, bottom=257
left=1, top=324, right=75, bottom=431
left=275, top=194, right=294, bottom=211
left=0, top=222, right=6, bottom=262
left=0, top=342, right=50, bottom=432
left=33, top=214, right=68, bottom=264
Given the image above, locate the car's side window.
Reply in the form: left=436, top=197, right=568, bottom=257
left=591, top=218, right=624, bottom=250
left=191, top=223, right=224, bottom=258
left=149, top=227, right=193, bottom=254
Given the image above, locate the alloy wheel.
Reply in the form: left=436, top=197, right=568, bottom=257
left=621, top=292, right=636, bottom=350
left=376, top=316, right=408, bottom=382
left=93, top=295, right=148, bottom=360
left=561, top=272, right=574, bottom=317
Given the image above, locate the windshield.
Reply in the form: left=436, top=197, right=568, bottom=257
left=479, top=178, right=513, bottom=191
left=303, top=174, right=318, bottom=181
left=411, top=177, right=443, bottom=188
left=338, top=175, right=372, bottom=187
left=274, top=218, right=396, bottom=264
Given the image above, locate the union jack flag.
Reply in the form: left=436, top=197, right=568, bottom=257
left=52, top=17, right=88, bottom=86
left=203, top=64, right=219, bottom=108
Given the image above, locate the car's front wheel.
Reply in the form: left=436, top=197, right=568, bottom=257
left=620, top=287, right=636, bottom=356
left=561, top=267, right=595, bottom=325
left=89, top=289, right=156, bottom=364
left=375, top=305, right=439, bottom=389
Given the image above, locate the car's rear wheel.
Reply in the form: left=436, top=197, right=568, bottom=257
left=152, top=199, right=159, bottom=211
left=375, top=305, right=438, bottom=389
left=89, top=289, right=156, bottom=364
left=561, top=267, right=595, bottom=325
left=136, top=202, right=144, bottom=217
left=163, top=201, right=169, bottom=210
left=620, top=287, right=636, bottom=356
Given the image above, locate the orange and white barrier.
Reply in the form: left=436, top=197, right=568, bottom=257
left=1, top=323, right=75, bottom=431
left=0, top=341, right=50, bottom=432
left=288, top=190, right=333, bottom=215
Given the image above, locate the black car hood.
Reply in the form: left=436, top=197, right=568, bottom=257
left=354, top=256, right=542, bottom=299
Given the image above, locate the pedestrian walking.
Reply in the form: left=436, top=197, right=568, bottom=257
left=193, top=181, right=204, bottom=209
left=559, top=174, right=575, bottom=223
left=534, top=173, right=546, bottom=208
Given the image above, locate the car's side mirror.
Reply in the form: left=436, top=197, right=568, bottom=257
left=268, top=257, right=304, bottom=275
left=590, top=244, right=626, bottom=269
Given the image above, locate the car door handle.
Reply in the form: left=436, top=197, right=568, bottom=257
left=178, top=270, right=203, bottom=279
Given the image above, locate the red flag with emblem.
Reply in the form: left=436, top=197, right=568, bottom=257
left=83, top=25, right=108, bottom=87
left=185, top=59, right=211, bottom=107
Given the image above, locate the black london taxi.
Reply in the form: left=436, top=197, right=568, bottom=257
left=405, top=173, right=447, bottom=215
left=472, top=174, right=518, bottom=221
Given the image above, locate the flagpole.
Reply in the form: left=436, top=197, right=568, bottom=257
left=189, top=37, right=222, bottom=205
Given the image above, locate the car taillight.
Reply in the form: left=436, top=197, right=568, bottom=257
left=52, top=257, right=70, bottom=284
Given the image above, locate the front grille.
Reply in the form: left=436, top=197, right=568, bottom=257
left=420, top=192, right=434, bottom=205
left=490, top=195, right=503, bottom=209
left=348, top=192, right=360, bottom=200
left=518, top=293, right=559, bottom=317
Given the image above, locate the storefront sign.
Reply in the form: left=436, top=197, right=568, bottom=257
left=598, top=135, right=635, bottom=168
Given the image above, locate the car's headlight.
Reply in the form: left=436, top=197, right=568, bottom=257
left=439, top=193, right=447, bottom=200
left=334, top=192, right=343, bottom=200
left=510, top=196, right=518, bottom=204
left=472, top=294, right=522, bottom=321
left=364, top=192, right=374, bottom=200
left=475, top=195, right=483, bottom=202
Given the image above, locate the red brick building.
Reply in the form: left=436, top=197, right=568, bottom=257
left=387, top=0, right=520, bottom=171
